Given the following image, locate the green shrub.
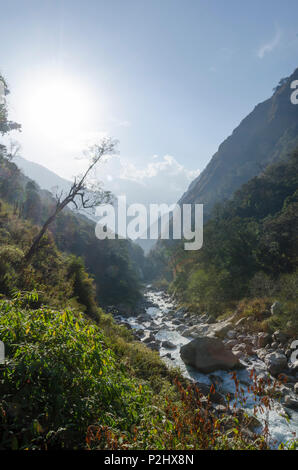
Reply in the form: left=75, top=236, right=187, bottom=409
left=0, top=298, right=150, bottom=449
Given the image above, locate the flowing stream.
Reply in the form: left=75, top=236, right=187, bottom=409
left=116, top=288, right=298, bottom=447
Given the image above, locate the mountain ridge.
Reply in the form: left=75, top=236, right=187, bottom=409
left=179, top=67, right=298, bottom=212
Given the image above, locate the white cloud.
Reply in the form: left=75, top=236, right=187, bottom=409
left=257, top=29, right=281, bottom=59
left=95, top=154, right=200, bottom=206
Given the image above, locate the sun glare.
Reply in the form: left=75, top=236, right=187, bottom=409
left=20, top=71, right=94, bottom=140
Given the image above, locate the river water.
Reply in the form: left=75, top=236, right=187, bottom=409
left=119, top=289, right=298, bottom=448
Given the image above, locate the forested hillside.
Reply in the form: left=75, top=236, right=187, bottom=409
left=0, top=153, right=145, bottom=307
left=155, top=147, right=298, bottom=336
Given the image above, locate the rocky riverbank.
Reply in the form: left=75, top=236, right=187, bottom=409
left=107, top=287, right=298, bottom=446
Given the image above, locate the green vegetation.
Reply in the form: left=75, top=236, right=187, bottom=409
left=154, top=148, right=298, bottom=336
left=0, top=294, right=282, bottom=450
left=1, top=71, right=297, bottom=451
left=0, top=152, right=143, bottom=307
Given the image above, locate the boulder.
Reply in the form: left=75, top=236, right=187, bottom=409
left=182, top=320, right=234, bottom=340
left=147, top=341, right=160, bottom=351
left=182, top=324, right=210, bottom=338
left=211, top=320, right=234, bottom=339
left=176, top=325, right=186, bottom=333
left=233, top=350, right=245, bottom=360
left=265, top=352, right=288, bottom=376
left=273, top=330, right=289, bottom=345
left=294, top=383, right=298, bottom=394
left=232, top=342, right=254, bottom=356
left=180, top=337, right=242, bottom=373
left=257, top=332, right=271, bottom=349
left=161, top=340, right=176, bottom=349
left=137, top=313, right=152, bottom=322
left=284, top=395, right=298, bottom=411
left=143, top=333, right=155, bottom=343
left=225, top=339, right=238, bottom=349
left=256, top=348, right=270, bottom=361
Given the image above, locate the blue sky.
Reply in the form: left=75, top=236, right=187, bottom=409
left=1, top=0, right=298, bottom=205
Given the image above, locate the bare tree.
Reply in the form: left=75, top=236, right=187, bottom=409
left=24, top=137, right=117, bottom=265
left=6, top=139, right=21, bottom=160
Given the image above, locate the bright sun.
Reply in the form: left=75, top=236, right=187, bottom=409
left=20, top=71, right=94, bottom=140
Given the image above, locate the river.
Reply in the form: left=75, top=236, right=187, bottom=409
left=115, top=288, right=298, bottom=448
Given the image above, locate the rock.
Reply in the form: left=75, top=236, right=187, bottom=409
left=161, top=340, right=176, bottom=349
left=226, top=330, right=237, bottom=339
left=256, top=348, right=270, bottom=361
left=192, top=382, right=225, bottom=404
left=237, top=410, right=261, bottom=432
left=265, top=352, right=288, bottom=376
left=225, top=339, right=238, bottom=349
left=137, top=313, right=152, bottom=322
left=273, top=330, right=289, bottom=345
left=257, top=332, right=271, bottom=349
left=284, top=395, right=298, bottom=411
left=147, top=341, right=160, bottom=351
left=182, top=324, right=210, bottom=338
left=211, top=320, right=234, bottom=339
left=162, top=353, right=172, bottom=359
left=134, top=329, right=145, bottom=339
left=294, top=383, right=298, bottom=394
left=167, top=310, right=175, bottom=315
left=176, top=325, right=186, bottom=333
left=233, top=342, right=254, bottom=356
left=285, top=349, right=292, bottom=359
left=143, top=333, right=155, bottom=343
left=270, top=301, right=282, bottom=316
left=180, top=337, right=243, bottom=373
left=233, top=350, right=245, bottom=360
left=175, top=307, right=186, bottom=316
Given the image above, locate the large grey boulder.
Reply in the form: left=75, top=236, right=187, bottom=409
left=265, top=352, right=288, bottom=376
left=180, top=337, right=242, bottom=373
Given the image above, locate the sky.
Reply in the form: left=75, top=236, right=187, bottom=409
left=1, top=0, right=298, bottom=206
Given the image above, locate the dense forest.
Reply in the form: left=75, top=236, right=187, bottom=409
left=150, top=147, right=298, bottom=335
